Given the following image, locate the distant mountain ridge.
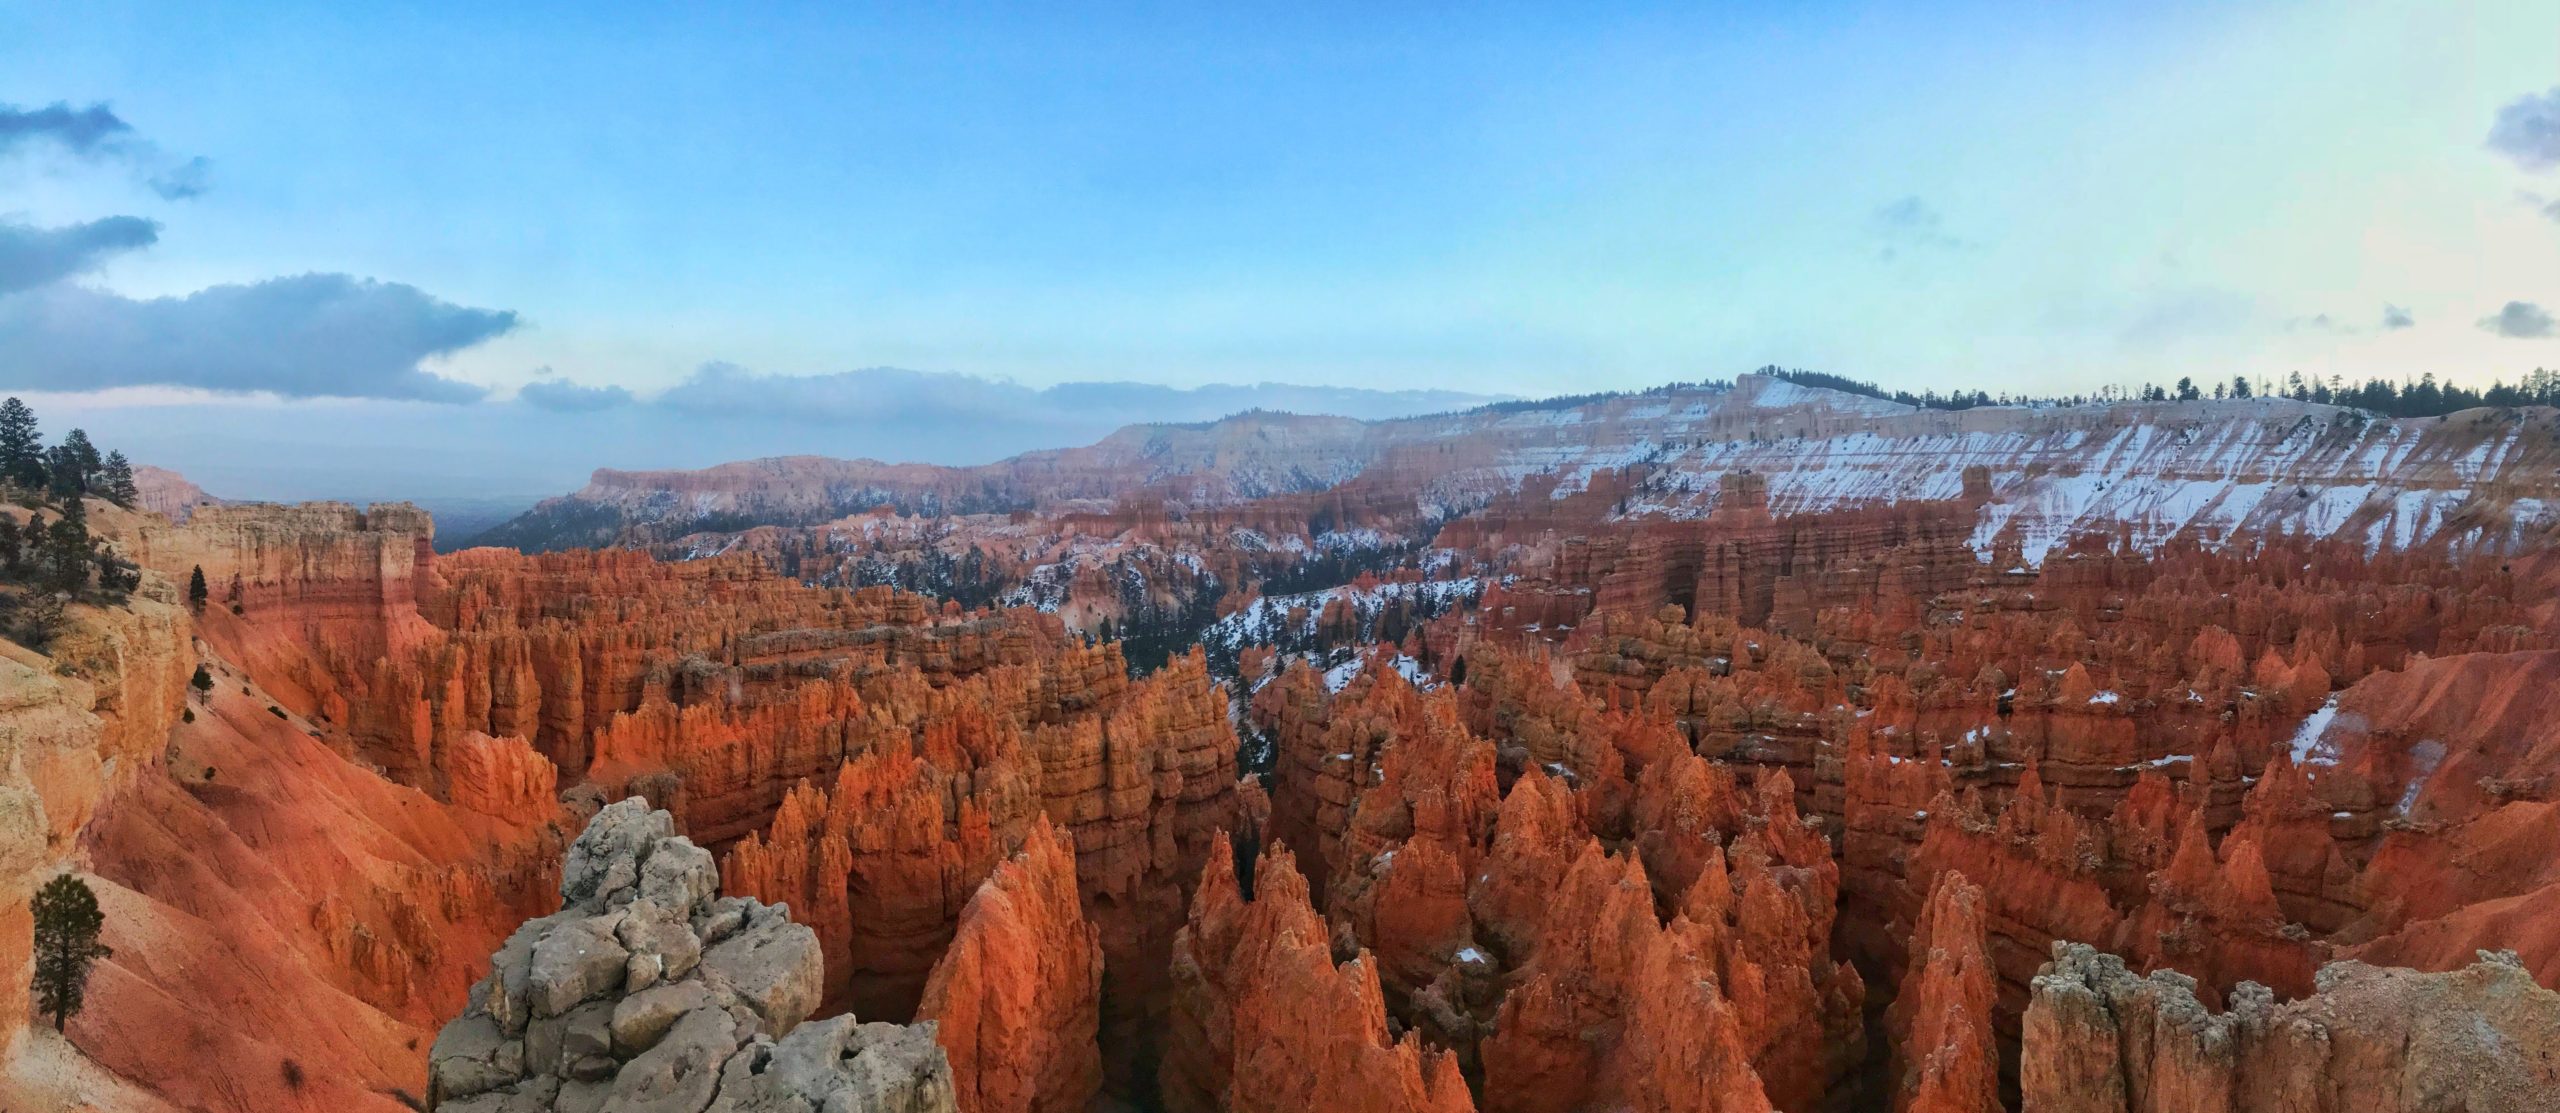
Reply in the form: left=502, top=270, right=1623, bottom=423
left=472, top=373, right=2560, bottom=559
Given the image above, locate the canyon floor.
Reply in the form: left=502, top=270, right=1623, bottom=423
left=7, top=376, right=2560, bottom=1112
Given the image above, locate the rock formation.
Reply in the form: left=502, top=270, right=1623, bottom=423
left=918, top=817, right=1104, bottom=1113
left=1886, top=872, right=1999, bottom=1113
left=1161, top=832, right=1476, bottom=1113
left=429, top=798, right=958, bottom=1112
left=16, top=381, right=2560, bottom=1113
left=2021, top=942, right=2560, bottom=1113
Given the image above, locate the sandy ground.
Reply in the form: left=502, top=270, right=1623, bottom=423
left=0, top=1022, right=180, bottom=1113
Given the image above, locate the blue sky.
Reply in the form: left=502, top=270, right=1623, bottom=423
left=1, top=2, right=2557, bottom=500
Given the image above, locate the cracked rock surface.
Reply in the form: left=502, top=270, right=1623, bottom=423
left=428, top=798, right=956, bottom=1113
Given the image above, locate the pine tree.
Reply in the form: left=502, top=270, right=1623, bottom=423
left=188, top=565, right=209, bottom=611
left=44, top=444, right=84, bottom=499
left=100, top=451, right=138, bottom=508
left=44, top=500, right=92, bottom=592
left=59, top=429, right=101, bottom=489
left=0, top=516, right=19, bottom=576
left=0, top=398, right=41, bottom=490
left=93, top=553, right=139, bottom=597
left=31, top=873, right=111, bottom=1031
left=192, top=664, right=214, bottom=693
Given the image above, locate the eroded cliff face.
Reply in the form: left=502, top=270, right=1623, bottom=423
left=0, top=500, right=567, bottom=1113
left=16, top=493, right=1244, bottom=1111
left=21, top=429, right=2560, bottom=1113
left=0, top=550, right=188, bottom=1061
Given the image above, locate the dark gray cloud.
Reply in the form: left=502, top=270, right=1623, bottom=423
left=0, top=101, right=131, bottom=157
left=2381, top=304, right=2415, bottom=330
left=2488, top=87, right=2560, bottom=172
left=2288, top=312, right=2350, bottom=334
left=0, top=100, right=209, bottom=197
left=1869, top=196, right=1971, bottom=261
left=2477, top=300, right=2555, bottom=339
left=651, top=364, right=1495, bottom=426
left=0, top=216, right=160, bottom=294
left=519, top=375, right=634, bottom=412
left=0, top=273, right=515, bottom=400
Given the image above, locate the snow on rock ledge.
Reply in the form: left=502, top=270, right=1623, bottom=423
left=428, top=797, right=957, bottom=1113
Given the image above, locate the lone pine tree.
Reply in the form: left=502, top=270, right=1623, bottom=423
left=32, top=873, right=111, bottom=1031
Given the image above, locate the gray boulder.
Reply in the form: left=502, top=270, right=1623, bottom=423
left=426, top=798, right=956, bottom=1113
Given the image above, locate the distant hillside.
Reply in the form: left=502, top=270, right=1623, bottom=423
left=472, top=373, right=2560, bottom=559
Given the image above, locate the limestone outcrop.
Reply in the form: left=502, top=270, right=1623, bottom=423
left=2021, top=942, right=2560, bottom=1113
left=429, top=798, right=958, bottom=1113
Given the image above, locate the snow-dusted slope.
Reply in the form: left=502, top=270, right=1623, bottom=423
left=482, top=373, right=2560, bottom=561
left=1397, top=377, right=2560, bottom=563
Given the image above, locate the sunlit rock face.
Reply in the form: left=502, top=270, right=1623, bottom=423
left=18, top=377, right=2560, bottom=1113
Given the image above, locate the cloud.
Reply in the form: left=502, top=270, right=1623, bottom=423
left=1869, top=196, right=1970, bottom=260
left=0, top=99, right=210, bottom=197
left=0, top=216, right=160, bottom=294
left=518, top=375, right=634, bottom=412
left=2488, top=87, right=2560, bottom=172
left=2111, top=287, right=2263, bottom=349
left=2287, top=312, right=2351, bottom=334
left=0, top=273, right=516, bottom=400
left=2381, top=304, right=2414, bottom=330
left=149, top=156, right=212, bottom=200
left=2476, top=300, right=2555, bottom=339
left=0, top=101, right=132, bottom=157
left=648, top=364, right=1497, bottom=427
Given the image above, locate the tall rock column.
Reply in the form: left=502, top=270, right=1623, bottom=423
left=919, top=816, right=1105, bottom=1113
left=1886, top=871, right=1999, bottom=1113
left=1161, top=831, right=1476, bottom=1113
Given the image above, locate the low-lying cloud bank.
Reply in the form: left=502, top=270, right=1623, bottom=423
left=534, top=363, right=1492, bottom=427
left=35, top=367, right=1502, bottom=518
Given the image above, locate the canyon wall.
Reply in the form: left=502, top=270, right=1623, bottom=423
left=17, top=380, right=2560, bottom=1113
